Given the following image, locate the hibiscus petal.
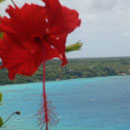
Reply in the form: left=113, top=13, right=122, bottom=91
left=0, top=36, right=43, bottom=80
left=42, top=0, right=81, bottom=34
left=45, top=33, right=68, bottom=66
left=0, top=0, right=81, bottom=80
left=0, top=4, right=48, bottom=41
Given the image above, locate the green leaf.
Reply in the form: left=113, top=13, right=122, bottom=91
left=66, top=41, right=83, bottom=52
left=0, top=93, right=2, bottom=103
left=0, top=33, right=3, bottom=39
left=0, top=94, right=3, bottom=128
left=0, top=117, right=3, bottom=127
left=0, top=0, right=5, bottom=3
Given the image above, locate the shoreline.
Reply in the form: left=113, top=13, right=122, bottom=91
left=0, top=74, right=129, bottom=87
left=1, top=57, right=130, bottom=86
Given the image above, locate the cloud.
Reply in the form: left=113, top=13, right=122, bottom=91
left=0, top=0, right=130, bottom=58
left=0, top=0, right=44, bottom=16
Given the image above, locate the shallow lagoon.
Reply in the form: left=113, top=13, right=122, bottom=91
left=1, top=76, right=130, bottom=130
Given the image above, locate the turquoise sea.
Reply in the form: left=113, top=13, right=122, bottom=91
left=1, top=76, right=130, bottom=130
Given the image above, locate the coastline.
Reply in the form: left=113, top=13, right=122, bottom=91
left=0, top=75, right=129, bottom=87
left=1, top=57, right=130, bottom=86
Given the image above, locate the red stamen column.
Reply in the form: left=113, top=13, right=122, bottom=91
left=43, top=48, right=49, bottom=130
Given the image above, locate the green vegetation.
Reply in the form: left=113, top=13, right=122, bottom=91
left=1, top=57, right=130, bottom=85
left=0, top=0, right=5, bottom=3
left=66, top=41, right=82, bottom=52
left=0, top=33, right=3, bottom=38
left=0, top=92, right=20, bottom=127
left=0, top=93, right=3, bottom=127
left=0, top=94, right=1, bottom=102
left=0, top=117, right=3, bottom=127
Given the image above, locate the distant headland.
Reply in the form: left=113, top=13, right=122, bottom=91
left=0, top=57, right=130, bottom=85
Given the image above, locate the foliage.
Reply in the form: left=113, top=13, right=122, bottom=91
left=0, top=57, right=130, bottom=85
left=0, top=93, right=3, bottom=127
left=0, top=0, right=5, bottom=3
left=0, top=33, right=3, bottom=38
left=0, top=93, right=2, bottom=102
left=66, top=41, right=82, bottom=52
left=0, top=117, right=3, bottom=127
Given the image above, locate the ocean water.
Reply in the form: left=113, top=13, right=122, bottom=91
left=0, top=76, right=130, bottom=130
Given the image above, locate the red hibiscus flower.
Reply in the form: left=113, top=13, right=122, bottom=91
left=0, top=1, right=81, bottom=129
left=0, top=0, right=81, bottom=80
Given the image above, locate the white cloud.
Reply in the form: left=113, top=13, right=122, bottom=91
left=121, top=31, right=130, bottom=37
left=0, top=0, right=130, bottom=58
left=0, top=0, right=44, bottom=16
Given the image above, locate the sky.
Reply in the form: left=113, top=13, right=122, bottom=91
left=0, top=0, right=130, bottom=58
